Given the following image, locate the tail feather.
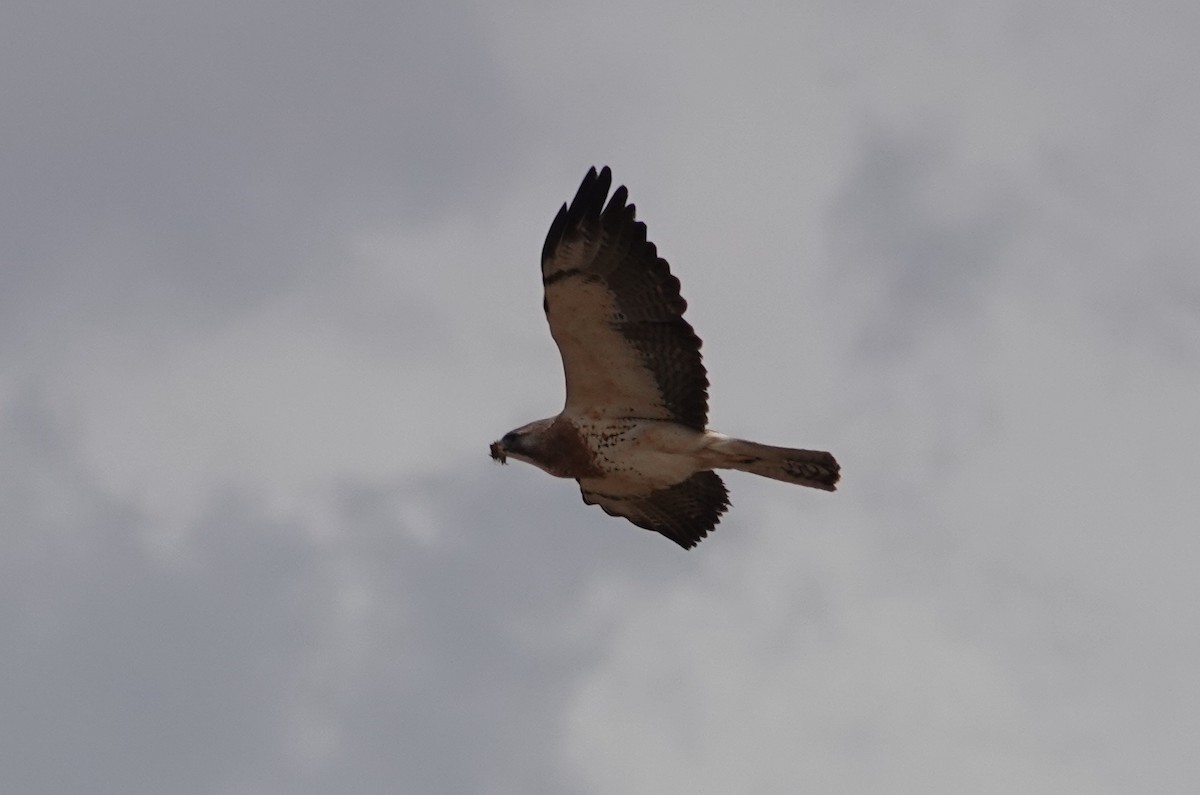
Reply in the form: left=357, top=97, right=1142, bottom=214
left=708, top=437, right=840, bottom=491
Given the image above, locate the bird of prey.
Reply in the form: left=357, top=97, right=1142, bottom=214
left=490, top=167, right=839, bottom=548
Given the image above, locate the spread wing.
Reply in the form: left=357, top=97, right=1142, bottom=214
left=541, top=166, right=709, bottom=430
left=581, top=471, right=730, bottom=549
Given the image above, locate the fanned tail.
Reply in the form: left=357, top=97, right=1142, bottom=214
left=708, top=436, right=840, bottom=491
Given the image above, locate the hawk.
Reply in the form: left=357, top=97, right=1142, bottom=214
left=491, top=167, right=839, bottom=548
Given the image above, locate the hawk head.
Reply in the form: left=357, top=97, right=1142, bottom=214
left=489, top=422, right=546, bottom=467
left=489, top=417, right=586, bottom=478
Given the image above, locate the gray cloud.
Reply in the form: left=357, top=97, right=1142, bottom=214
left=3, top=1, right=1199, bottom=793
left=2, top=393, right=327, bottom=793
left=1, top=387, right=698, bottom=793
left=1, top=0, right=527, bottom=357
left=826, top=126, right=1025, bottom=360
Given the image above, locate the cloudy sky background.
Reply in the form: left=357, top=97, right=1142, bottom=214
left=4, top=1, right=1198, bottom=792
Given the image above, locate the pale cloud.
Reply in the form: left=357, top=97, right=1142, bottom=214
left=2, top=1, right=1197, bottom=793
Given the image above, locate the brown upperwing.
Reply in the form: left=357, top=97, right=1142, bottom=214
left=540, top=166, right=710, bottom=430
left=541, top=167, right=730, bottom=547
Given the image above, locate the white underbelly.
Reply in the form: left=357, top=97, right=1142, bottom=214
left=575, top=419, right=710, bottom=490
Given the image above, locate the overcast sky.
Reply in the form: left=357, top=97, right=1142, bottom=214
left=3, top=2, right=1199, bottom=793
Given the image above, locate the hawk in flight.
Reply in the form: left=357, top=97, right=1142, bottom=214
left=491, top=167, right=839, bottom=548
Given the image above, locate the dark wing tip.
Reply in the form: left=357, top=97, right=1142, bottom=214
left=543, top=166, right=617, bottom=264
left=541, top=203, right=569, bottom=263
left=571, top=166, right=613, bottom=218
left=605, top=185, right=629, bottom=216
left=586, top=471, right=730, bottom=550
